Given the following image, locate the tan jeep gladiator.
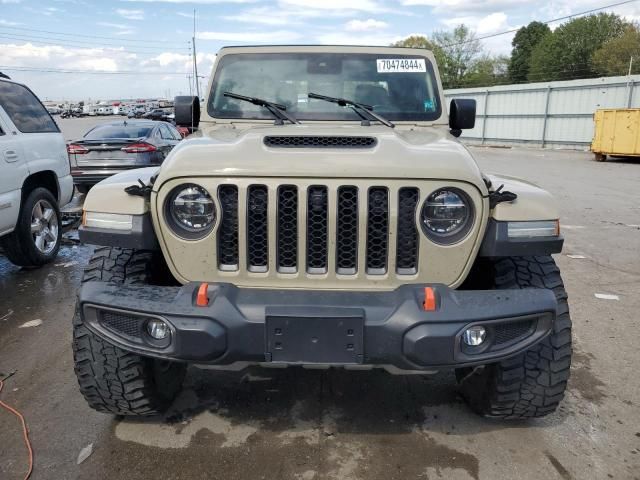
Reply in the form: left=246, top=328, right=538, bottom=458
left=73, top=45, right=571, bottom=419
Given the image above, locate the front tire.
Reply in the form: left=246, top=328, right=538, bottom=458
left=72, top=247, right=186, bottom=416
left=0, top=187, right=62, bottom=267
left=457, top=256, right=572, bottom=419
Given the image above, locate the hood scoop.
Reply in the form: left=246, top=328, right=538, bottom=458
left=263, top=135, right=377, bottom=149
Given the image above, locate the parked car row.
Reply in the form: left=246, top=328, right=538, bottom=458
left=0, top=76, right=186, bottom=267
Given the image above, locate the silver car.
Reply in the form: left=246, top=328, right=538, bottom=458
left=68, top=120, right=181, bottom=194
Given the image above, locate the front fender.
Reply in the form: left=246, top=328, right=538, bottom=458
left=479, top=174, right=563, bottom=257
left=486, top=174, right=559, bottom=221
left=82, top=167, right=158, bottom=215
left=79, top=168, right=160, bottom=250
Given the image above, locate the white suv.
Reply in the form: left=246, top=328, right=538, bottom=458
left=0, top=77, right=73, bottom=266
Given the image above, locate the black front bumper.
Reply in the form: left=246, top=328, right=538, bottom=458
left=78, top=282, right=557, bottom=371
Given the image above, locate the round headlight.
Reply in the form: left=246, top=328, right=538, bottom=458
left=166, top=184, right=216, bottom=239
left=421, top=188, right=474, bottom=244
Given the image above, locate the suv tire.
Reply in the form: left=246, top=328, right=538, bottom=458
left=72, top=247, right=186, bottom=416
left=0, top=187, right=62, bottom=267
left=456, top=256, right=572, bottom=419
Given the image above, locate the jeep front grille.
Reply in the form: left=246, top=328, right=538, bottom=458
left=336, top=186, right=359, bottom=274
left=215, top=183, right=421, bottom=277
left=218, top=185, right=239, bottom=270
left=247, top=185, right=268, bottom=272
left=396, top=187, right=420, bottom=274
left=277, top=185, right=298, bottom=273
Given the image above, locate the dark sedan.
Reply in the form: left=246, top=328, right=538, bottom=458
left=143, top=108, right=173, bottom=121
left=68, top=120, right=182, bottom=193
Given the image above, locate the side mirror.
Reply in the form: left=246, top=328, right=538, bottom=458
left=449, top=99, right=476, bottom=138
left=174, top=96, right=200, bottom=131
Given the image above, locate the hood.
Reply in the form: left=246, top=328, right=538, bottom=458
left=153, top=124, right=485, bottom=191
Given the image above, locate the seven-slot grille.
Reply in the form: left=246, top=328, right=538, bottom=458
left=216, top=184, right=421, bottom=276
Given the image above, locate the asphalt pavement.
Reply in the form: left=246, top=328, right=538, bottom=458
left=1, top=124, right=639, bottom=479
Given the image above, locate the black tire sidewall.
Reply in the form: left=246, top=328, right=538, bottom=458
left=16, top=188, right=62, bottom=265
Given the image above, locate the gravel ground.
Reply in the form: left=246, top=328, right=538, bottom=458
left=1, top=128, right=639, bottom=479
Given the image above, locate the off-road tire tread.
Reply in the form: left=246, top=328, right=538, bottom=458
left=458, top=256, right=572, bottom=419
left=73, top=247, right=185, bottom=416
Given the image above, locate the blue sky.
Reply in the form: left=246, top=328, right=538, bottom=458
left=1, top=0, right=639, bottom=100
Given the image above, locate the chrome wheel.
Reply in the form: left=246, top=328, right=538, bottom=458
left=30, top=199, right=59, bottom=255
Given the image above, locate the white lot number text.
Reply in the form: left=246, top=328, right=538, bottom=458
left=377, top=59, right=426, bottom=73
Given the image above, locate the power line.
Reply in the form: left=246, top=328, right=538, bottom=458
left=0, top=66, right=187, bottom=75
left=0, top=35, right=189, bottom=57
left=0, top=31, right=188, bottom=52
left=0, top=24, right=178, bottom=44
left=445, top=0, right=640, bottom=47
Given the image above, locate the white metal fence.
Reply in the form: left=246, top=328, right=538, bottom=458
left=444, top=75, right=640, bottom=149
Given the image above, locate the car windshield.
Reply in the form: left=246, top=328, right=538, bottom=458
left=84, top=125, right=152, bottom=139
left=208, top=52, right=441, bottom=122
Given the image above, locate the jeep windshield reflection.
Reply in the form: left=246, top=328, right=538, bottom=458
left=208, top=53, right=441, bottom=122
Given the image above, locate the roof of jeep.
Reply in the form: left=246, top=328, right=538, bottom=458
left=220, top=45, right=425, bottom=49
left=216, top=45, right=435, bottom=55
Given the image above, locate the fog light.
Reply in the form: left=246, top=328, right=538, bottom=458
left=463, top=326, right=486, bottom=346
left=146, top=319, right=169, bottom=340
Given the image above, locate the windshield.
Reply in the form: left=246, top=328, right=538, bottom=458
left=84, top=125, right=152, bottom=139
left=208, top=53, right=441, bottom=122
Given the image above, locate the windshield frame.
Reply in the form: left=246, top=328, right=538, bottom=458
left=206, top=49, right=444, bottom=125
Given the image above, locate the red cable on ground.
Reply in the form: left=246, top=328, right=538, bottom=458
left=0, top=379, right=33, bottom=480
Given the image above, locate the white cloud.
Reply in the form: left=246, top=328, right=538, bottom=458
left=0, top=41, right=212, bottom=99
left=280, top=0, right=384, bottom=12
left=121, top=0, right=258, bottom=3
left=222, top=7, right=303, bottom=26
left=345, top=18, right=388, bottom=31
left=197, top=30, right=302, bottom=42
left=97, top=22, right=136, bottom=35
left=0, top=0, right=22, bottom=4
left=36, top=6, right=63, bottom=16
left=316, top=31, right=399, bottom=46
left=400, top=0, right=529, bottom=14
left=0, top=19, right=22, bottom=26
left=116, top=8, right=145, bottom=20
left=441, top=12, right=509, bottom=35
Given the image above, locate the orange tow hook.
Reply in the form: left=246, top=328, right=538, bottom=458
left=423, top=287, right=436, bottom=311
left=196, top=283, right=209, bottom=307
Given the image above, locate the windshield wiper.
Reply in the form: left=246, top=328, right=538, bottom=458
left=307, top=92, right=394, bottom=128
left=223, top=92, right=300, bottom=125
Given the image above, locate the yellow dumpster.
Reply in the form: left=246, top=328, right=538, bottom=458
left=591, top=109, right=640, bottom=161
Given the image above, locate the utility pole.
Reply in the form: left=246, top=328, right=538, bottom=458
left=192, top=9, right=200, bottom=98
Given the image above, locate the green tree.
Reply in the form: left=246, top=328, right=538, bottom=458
left=508, top=22, right=551, bottom=83
left=592, top=25, right=640, bottom=76
left=392, top=35, right=436, bottom=50
left=392, top=26, right=484, bottom=88
left=463, top=55, right=510, bottom=87
left=432, top=24, right=483, bottom=88
left=391, top=35, right=447, bottom=78
left=528, top=13, right=627, bottom=82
